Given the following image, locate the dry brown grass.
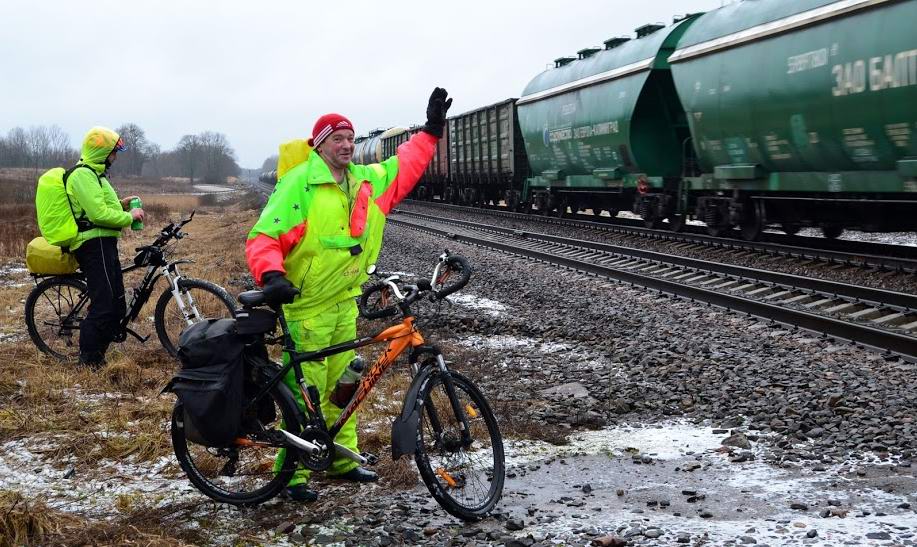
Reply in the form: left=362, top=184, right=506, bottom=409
left=0, top=196, right=533, bottom=542
left=0, top=343, right=175, bottom=465
left=0, top=490, right=80, bottom=547
left=0, top=203, right=37, bottom=259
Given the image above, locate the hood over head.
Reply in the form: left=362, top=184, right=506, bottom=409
left=80, top=126, right=124, bottom=168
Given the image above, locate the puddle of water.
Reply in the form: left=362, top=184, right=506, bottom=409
left=501, top=420, right=917, bottom=545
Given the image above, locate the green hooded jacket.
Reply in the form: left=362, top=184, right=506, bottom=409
left=66, top=127, right=132, bottom=251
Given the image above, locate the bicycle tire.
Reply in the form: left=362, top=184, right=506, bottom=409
left=24, top=276, right=88, bottom=361
left=171, top=367, right=300, bottom=506
left=415, top=370, right=505, bottom=520
left=154, top=278, right=237, bottom=357
left=432, top=255, right=472, bottom=300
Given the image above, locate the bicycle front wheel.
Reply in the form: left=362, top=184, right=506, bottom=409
left=171, top=374, right=300, bottom=506
left=154, top=278, right=237, bottom=357
left=24, top=276, right=88, bottom=361
left=415, top=370, right=505, bottom=521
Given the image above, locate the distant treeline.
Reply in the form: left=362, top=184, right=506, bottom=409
left=0, top=123, right=240, bottom=184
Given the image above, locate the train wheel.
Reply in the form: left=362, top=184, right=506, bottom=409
left=707, top=225, right=730, bottom=238
left=739, top=201, right=764, bottom=241
left=644, top=216, right=663, bottom=229
left=781, top=222, right=801, bottom=236
left=667, top=214, right=686, bottom=232
left=821, top=225, right=844, bottom=239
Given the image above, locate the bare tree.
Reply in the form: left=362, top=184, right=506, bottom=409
left=47, top=125, right=75, bottom=166
left=5, top=127, right=30, bottom=167
left=113, top=123, right=151, bottom=176
left=27, top=126, right=53, bottom=170
left=261, top=155, right=278, bottom=172
left=176, top=134, right=203, bottom=183
left=197, top=131, right=240, bottom=184
left=139, top=143, right=163, bottom=177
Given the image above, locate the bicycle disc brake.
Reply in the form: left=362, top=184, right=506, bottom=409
left=297, top=428, right=334, bottom=471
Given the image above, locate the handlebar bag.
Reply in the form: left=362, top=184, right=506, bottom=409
left=167, top=318, right=245, bottom=447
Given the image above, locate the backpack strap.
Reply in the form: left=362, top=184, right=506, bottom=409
left=63, top=164, right=102, bottom=233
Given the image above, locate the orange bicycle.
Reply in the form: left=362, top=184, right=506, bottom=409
left=169, top=251, right=505, bottom=521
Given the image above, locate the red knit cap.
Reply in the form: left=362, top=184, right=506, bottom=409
left=309, top=113, right=354, bottom=148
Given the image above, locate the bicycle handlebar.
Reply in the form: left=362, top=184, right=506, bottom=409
left=357, top=251, right=471, bottom=319
left=133, top=210, right=196, bottom=265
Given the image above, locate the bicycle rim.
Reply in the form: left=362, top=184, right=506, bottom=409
left=171, top=383, right=297, bottom=506
left=26, top=278, right=87, bottom=360
left=415, top=371, right=505, bottom=520
left=156, top=279, right=236, bottom=356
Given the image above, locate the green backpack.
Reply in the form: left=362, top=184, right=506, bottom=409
left=35, top=165, right=99, bottom=249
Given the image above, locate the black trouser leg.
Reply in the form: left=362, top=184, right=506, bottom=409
left=74, top=237, right=125, bottom=365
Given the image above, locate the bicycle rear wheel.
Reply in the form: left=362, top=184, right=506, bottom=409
left=24, top=276, right=88, bottom=361
left=171, top=373, right=299, bottom=506
left=415, top=370, right=504, bottom=520
left=155, top=278, right=237, bottom=357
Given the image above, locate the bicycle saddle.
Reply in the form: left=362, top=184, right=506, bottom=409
left=238, top=290, right=266, bottom=307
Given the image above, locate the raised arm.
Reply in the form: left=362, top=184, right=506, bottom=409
left=374, top=88, right=452, bottom=215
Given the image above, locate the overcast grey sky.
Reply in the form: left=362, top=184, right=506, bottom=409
left=1, top=0, right=726, bottom=168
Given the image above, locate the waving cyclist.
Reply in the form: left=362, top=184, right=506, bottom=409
left=245, top=88, right=452, bottom=502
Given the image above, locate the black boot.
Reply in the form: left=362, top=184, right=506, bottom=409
left=286, top=484, right=318, bottom=502
left=334, top=467, right=378, bottom=483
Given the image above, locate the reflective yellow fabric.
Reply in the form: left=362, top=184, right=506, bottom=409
left=277, top=139, right=312, bottom=180
left=25, top=237, right=78, bottom=274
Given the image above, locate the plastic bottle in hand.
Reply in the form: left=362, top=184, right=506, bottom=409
left=329, top=357, right=365, bottom=408
left=130, top=198, right=143, bottom=231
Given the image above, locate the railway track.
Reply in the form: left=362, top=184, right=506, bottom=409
left=403, top=200, right=917, bottom=273
left=389, top=209, right=917, bottom=362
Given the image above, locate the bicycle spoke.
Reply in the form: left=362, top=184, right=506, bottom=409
left=27, top=278, right=86, bottom=360
left=416, top=372, right=504, bottom=519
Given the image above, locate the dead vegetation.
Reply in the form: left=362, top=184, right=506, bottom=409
left=0, top=490, right=80, bottom=547
left=0, top=192, right=523, bottom=544
left=0, top=489, right=204, bottom=547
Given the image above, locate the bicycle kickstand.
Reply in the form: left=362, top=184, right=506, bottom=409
left=125, top=327, right=150, bottom=343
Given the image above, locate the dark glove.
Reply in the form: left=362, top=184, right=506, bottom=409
left=422, top=87, right=452, bottom=138
left=261, top=271, right=299, bottom=306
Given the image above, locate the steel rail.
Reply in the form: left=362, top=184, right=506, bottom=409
left=389, top=213, right=917, bottom=362
left=401, top=200, right=917, bottom=272
left=397, top=209, right=917, bottom=311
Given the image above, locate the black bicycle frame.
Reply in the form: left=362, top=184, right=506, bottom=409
left=245, top=303, right=474, bottom=450
left=56, top=249, right=190, bottom=344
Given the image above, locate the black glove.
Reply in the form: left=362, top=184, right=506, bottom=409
left=422, top=87, right=452, bottom=138
left=261, top=271, right=299, bottom=306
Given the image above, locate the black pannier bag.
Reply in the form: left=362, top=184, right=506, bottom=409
left=166, top=318, right=245, bottom=447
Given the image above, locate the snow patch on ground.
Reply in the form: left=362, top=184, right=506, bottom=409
left=446, top=293, right=507, bottom=317
left=0, top=263, right=30, bottom=287
left=458, top=334, right=570, bottom=353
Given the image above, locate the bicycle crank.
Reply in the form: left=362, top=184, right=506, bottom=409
left=284, top=428, right=333, bottom=471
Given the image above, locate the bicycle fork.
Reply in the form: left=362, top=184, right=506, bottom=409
left=164, top=269, right=202, bottom=326
left=430, top=355, right=474, bottom=449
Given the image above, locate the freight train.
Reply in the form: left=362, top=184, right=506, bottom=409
left=272, top=0, right=917, bottom=241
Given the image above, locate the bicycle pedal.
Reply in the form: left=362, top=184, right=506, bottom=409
left=361, top=452, right=379, bottom=466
